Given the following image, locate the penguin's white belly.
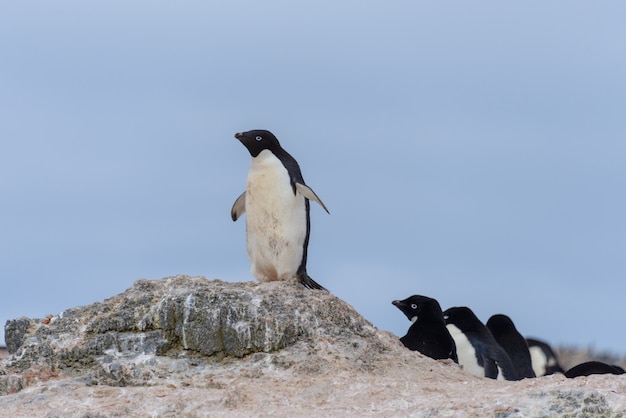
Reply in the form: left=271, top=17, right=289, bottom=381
left=447, top=324, right=484, bottom=378
left=245, top=151, right=307, bottom=282
left=529, top=346, right=548, bottom=377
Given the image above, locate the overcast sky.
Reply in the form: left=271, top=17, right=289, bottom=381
left=2, top=2, right=625, bottom=354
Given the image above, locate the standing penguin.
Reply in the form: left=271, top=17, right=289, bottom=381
left=486, top=314, right=536, bottom=378
left=443, top=307, right=520, bottom=381
left=231, top=129, right=329, bottom=290
left=392, top=295, right=458, bottom=362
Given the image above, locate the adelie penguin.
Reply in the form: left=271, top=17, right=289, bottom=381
left=443, top=306, right=521, bottom=381
left=486, top=314, right=536, bottom=379
left=392, top=295, right=458, bottom=363
left=231, top=129, right=329, bottom=290
left=564, top=361, right=625, bottom=378
left=525, top=337, right=564, bottom=377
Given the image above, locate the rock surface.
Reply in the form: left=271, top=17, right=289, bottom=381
left=1, top=275, right=626, bottom=417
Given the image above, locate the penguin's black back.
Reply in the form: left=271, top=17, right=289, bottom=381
left=565, top=361, right=626, bottom=378
left=486, top=314, right=536, bottom=378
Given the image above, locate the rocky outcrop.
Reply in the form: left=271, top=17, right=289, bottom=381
left=2, top=276, right=380, bottom=387
left=2, top=275, right=626, bottom=417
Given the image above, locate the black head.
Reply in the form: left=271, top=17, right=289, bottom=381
left=234, top=129, right=282, bottom=157
left=442, top=306, right=482, bottom=331
left=392, top=295, right=444, bottom=323
left=486, top=314, right=517, bottom=335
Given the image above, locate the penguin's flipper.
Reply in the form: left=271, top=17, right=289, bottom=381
left=449, top=338, right=459, bottom=363
left=483, top=357, right=499, bottom=379
left=491, top=348, right=521, bottom=381
left=295, top=183, right=330, bottom=214
left=231, top=192, right=246, bottom=221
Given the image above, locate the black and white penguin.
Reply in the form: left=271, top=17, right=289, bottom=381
left=525, top=338, right=564, bottom=376
left=231, top=129, right=329, bottom=290
left=443, top=306, right=520, bottom=381
left=486, top=314, right=536, bottom=379
left=392, top=295, right=458, bottom=362
left=564, top=361, right=625, bottom=378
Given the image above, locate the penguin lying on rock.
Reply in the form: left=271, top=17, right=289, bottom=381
left=525, top=337, right=564, bottom=376
left=392, top=295, right=458, bottom=363
left=564, top=361, right=625, bottom=378
left=486, top=314, right=536, bottom=379
left=443, top=306, right=521, bottom=381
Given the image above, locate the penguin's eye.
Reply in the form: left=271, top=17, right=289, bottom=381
left=255, top=136, right=263, bottom=141
left=411, top=304, right=418, bottom=309
left=443, top=314, right=449, bottom=320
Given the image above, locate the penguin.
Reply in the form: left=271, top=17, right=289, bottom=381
left=486, top=314, right=536, bottom=379
left=564, top=361, right=625, bottom=378
left=525, top=337, right=564, bottom=376
left=443, top=306, right=520, bottom=381
left=392, top=295, right=458, bottom=362
left=231, top=129, right=329, bottom=290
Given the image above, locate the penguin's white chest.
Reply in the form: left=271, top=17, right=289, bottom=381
left=446, top=324, right=484, bottom=378
left=245, top=150, right=307, bottom=282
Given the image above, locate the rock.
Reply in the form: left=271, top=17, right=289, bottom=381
left=2, top=275, right=381, bottom=389
left=0, top=374, right=24, bottom=396
left=1, top=275, right=626, bottom=417
left=4, top=318, right=30, bottom=354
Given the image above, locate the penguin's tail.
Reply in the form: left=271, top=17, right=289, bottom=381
left=299, top=274, right=328, bottom=292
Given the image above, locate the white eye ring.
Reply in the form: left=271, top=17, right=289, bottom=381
left=411, top=304, right=418, bottom=309
left=255, top=136, right=262, bottom=141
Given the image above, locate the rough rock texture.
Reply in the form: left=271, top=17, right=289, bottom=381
left=2, top=275, right=626, bottom=417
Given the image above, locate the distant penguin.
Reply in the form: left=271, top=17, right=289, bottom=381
left=231, top=129, right=329, bottom=290
left=443, top=307, right=520, bottom=381
left=486, top=314, right=536, bottom=379
left=564, top=361, right=626, bottom=378
left=526, top=338, right=564, bottom=376
left=392, top=295, right=458, bottom=362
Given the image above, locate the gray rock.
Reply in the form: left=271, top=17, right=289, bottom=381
left=0, top=375, right=24, bottom=396
left=4, top=317, right=31, bottom=354
left=1, top=275, right=626, bottom=417
left=2, top=275, right=378, bottom=389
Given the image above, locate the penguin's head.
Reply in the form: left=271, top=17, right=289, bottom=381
left=392, top=295, right=445, bottom=324
left=235, top=129, right=281, bottom=157
left=486, top=314, right=519, bottom=338
left=443, top=306, right=481, bottom=331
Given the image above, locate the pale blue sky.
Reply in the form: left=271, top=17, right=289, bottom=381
left=1, top=2, right=625, bottom=353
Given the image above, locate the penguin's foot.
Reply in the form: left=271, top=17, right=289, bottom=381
left=299, top=275, right=328, bottom=292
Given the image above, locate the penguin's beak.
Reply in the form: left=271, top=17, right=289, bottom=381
left=234, top=132, right=244, bottom=141
left=392, top=300, right=401, bottom=307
